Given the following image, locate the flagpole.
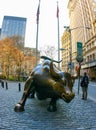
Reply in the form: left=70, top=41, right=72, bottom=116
left=36, top=0, right=41, bottom=66
left=57, top=1, right=60, bottom=69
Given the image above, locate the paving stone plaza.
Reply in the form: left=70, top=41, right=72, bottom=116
left=0, top=80, right=96, bottom=130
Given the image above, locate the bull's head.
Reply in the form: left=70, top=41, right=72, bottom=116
left=49, top=61, right=80, bottom=103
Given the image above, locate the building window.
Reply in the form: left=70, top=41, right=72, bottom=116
left=93, top=53, right=95, bottom=60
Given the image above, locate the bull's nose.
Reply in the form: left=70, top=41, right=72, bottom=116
left=65, top=87, right=71, bottom=94
left=66, top=90, right=70, bottom=94
left=61, top=92, right=75, bottom=103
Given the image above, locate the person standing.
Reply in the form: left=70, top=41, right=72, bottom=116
left=80, top=72, right=89, bottom=100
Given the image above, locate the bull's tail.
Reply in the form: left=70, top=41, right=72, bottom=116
left=41, top=56, right=62, bottom=63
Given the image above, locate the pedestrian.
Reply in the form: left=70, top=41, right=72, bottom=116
left=80, top=72, right=89, bottom=100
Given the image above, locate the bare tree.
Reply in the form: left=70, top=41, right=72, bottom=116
left=40, top=45, right=57, bottom=59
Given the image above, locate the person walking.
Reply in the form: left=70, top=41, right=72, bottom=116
left=80, top=72, right=89, bottom=100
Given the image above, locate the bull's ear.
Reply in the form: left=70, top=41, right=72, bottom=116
left=50, top=61, right=61, bottom=79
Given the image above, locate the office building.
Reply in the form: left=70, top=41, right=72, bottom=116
left=0, top=15, right=27, bottom=48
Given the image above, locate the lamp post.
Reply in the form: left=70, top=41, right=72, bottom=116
left=63, top=26, right=90, bottom=74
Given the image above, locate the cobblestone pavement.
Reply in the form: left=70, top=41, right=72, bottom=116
left=0, top=80, right=96, bottom=130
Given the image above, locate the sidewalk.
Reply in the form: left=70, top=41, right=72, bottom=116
left=75, top=79, right=96, bottom=102
left=0, top=81, right=96, bottom=130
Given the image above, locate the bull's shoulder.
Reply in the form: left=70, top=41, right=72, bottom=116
left=30, top=61, right=50, bottom=76
left=30, top=64, right=42, bottom=76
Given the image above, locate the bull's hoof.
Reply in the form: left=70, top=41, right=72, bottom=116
left=47, top=105, right=57, bottom=112
left=28, top=93, right=35, bottom=98
left=14, top=103, right=25, bottom=112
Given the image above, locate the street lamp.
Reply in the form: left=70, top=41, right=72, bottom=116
left=63, top=25, right=90, bottom=74
left=64, top=26, right=91, bottom=31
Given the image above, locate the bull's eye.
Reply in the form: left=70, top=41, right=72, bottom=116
left=53, top=81, right=56, bottom=86
left=61, top=93, right=65, bottom=98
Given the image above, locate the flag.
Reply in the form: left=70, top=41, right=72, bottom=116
left=56, top=3, right=59, bottom=18
left=36, top=3, right=40, bottom=24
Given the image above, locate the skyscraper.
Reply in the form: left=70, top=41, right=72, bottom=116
left=0, top=15, right=27, bottom=48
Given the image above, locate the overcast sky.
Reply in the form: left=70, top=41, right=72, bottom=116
left=0, top=0, right=69, bottom=49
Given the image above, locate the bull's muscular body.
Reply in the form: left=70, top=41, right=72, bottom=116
left=14, top=56, right=80, bottom=112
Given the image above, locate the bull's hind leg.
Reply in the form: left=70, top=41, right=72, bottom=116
left=47, top=98, right=57, bottom=112
left=14, top=76, right=34, bottom=112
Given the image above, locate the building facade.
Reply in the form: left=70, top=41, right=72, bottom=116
left=0, top=16, right=27, bottom=48
left=61, top=30, right=70, bottom=71
left=61, top=0, right=96, bottom=80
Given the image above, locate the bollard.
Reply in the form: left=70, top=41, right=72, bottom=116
left=6, top=82, right=8, bottom=90
left=1, top=81, right=4, bottom=88
left=18, top=82, right=21, bottom=91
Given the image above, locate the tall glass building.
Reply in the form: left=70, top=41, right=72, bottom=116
left=0, top=15, right=27, bottom=47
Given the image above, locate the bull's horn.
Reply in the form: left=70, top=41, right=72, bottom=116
left=41, top=56, right=62, bottom=63
left=50, top=62, right=61, bottom=79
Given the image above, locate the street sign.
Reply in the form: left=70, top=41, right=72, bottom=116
left=76, top=42, right=83, bottom=62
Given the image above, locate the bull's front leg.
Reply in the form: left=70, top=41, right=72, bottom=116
left=14, top=76, right=34, bottom=112
left=47, top=98, right=57, bottom=112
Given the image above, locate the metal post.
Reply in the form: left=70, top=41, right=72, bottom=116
left=36, top=0, right=41, bottom=66
left=57, top=1, right=60, bottom=69
left=69, top=29, right=72, bottom=74
left=78, top=62, right=81, bottom=95
left=36, top=23, right=39, bottom=66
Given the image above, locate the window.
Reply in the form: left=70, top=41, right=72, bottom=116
left=93, top=54, right=95, bottom=60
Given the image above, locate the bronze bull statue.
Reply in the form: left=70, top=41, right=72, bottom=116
left=14, top=56, right=80, bottom=112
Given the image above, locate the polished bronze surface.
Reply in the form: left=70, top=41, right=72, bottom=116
left=14, top=56, right=80, bottom=112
